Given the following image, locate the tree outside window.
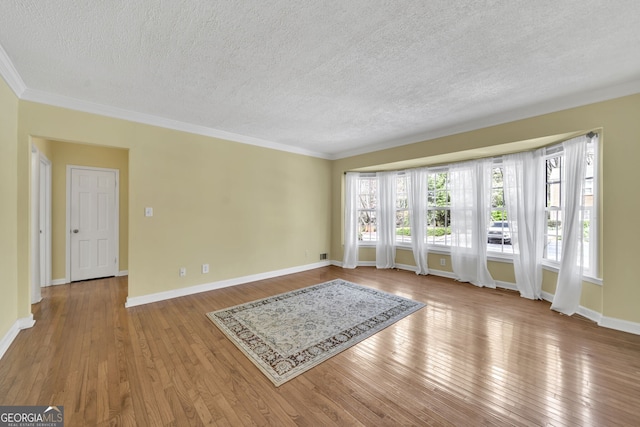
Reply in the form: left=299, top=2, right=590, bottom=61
left=427, top=171, right=451, bottom=246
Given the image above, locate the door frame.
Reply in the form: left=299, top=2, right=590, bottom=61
left=39, top=154, right=52, bottom=287
left=30, top=146, right=51, bottom=303
left=65, top=165, right=120, bottom=283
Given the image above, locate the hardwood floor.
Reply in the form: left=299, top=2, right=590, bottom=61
left=2, top=266, right=640, bottom=426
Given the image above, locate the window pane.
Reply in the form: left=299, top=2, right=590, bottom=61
left=356, top=177, right=378, bottom=243
left=395, top=175, right=410, bottom=243
left=547, top=157, right=562, bottom=182
left=545, top=210, right=562, bottom=261
left=358, top=194, right=372, bottom=210
left=488, top=215, right=512, bottom=254
left=436, top=191, right=449, bottom=207
left=358, top=211, right=376, bottom=242
left=544, top=152, right=566, bottom=264
left=396, top=194, right=408, bottom=209
left=427, top=209, right=451, bottom=245
left=582, top=209, right=591, bottom=269
left=491, top=189, right=504, bottom=209
left=547, top=182, right=561, bottom=208
left=396, top=210, right=410, bottom=243
left=427, top=191, right=436, bottom=206
left=492, top=167, right=503, bottom=187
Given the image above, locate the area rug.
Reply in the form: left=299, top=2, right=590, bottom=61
left=206, top=278, right=425, bottom=386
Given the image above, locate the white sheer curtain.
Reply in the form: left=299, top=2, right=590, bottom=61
left=551, top=135, right=588, bottom=315
left=450, top=160, right=495, bottom=287
left=376, top=171, right=396, bottom=269
left=343, top=172, right=358, bottom=269
left=503, top=150, right=545, bottom=299
left=408, top=168, right=429, bottom=275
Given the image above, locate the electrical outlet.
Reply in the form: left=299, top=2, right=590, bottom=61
left=202, top=264, right=209, bottom=274
left=179, top=267, right=186, bottom=277
left=440, top=258, right=446, bottom=266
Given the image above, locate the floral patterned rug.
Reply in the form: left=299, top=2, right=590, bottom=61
left=206, top=278, right=425, bottom=386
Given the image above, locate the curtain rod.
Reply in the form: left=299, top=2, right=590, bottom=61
left=343, top=131, right=599, bottom=174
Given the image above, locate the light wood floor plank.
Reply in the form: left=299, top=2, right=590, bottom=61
left=1, top=267, right=640, bottom=426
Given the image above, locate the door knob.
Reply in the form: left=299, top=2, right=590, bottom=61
left=73, top=229, right=79, bottom=233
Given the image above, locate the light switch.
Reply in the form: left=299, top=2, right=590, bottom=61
left=145, top=207, right=153, bottom=217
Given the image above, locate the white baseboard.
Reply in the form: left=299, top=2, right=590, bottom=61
left=333, top=261, right=640, bottom=336
left=332, top=261, right=460, bottom=281
left=425, top=268, right=457, bottom=280
left=125, top=261, right=331, bottom=308
left=18, top=314, right=36, bottom=329
left=0, top=323, right=20, bottom=360
left=395, top=263, right=418, bottom=273
left=542, top=291, right=640, bottom=335
left=579, top=306, right=603, bottom=324
left=599, top=316, right=640, bottom=335
left=0, top=314, right=36, bottom=360
left=51, top=270, right=127, bottom=286
left=541, top=290, right=554, bottom=303
left=495, top=280, right=519, bottom=291
left=359, top=261, right=376, bottom=267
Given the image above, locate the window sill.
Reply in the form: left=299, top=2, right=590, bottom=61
left=426, top=246, right=451, bottom=255
left=486, top=253, right=514, bottom=263
left=541, top=261, right=603, bottom=286
left=357, top=242, right=376, bottom=247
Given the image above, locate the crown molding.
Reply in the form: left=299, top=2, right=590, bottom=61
left=4, top=29, right=639, bottom=162
left=1, top=39, right=327, bottom=158
left=0, top=44, right=26, bottom=97
left=331, top=78, right=640, bottom=160
left=13, top=78, right=640, bottom=161
left=20, top=88, right=332, bottom=159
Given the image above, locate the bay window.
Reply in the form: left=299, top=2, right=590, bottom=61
left=347, top=133, right=599, bottom=279
left=543, top=137, right=598, bottom=276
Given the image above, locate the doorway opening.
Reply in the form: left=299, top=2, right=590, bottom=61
left=29, top=138, right=129, bottom=299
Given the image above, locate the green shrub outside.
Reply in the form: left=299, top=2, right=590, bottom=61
left=396, top=227, right=451, bottom=237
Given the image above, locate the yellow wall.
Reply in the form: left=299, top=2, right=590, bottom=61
left=32, top=139, right=129, bottom=280
left=331, top=93, right=640, bottom=324
left=16, top=101, right=332, bottom=315
left=3, top=86, right=639, bottom=336
left=32, top=137, right=53, bottom=160
left=0, top=77, right=19, bottom=338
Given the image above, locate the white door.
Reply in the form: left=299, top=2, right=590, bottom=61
left=70, top=167, right=118, bottom=282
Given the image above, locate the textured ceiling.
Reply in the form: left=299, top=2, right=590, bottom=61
left=1, top=1, right=639, bottom=158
